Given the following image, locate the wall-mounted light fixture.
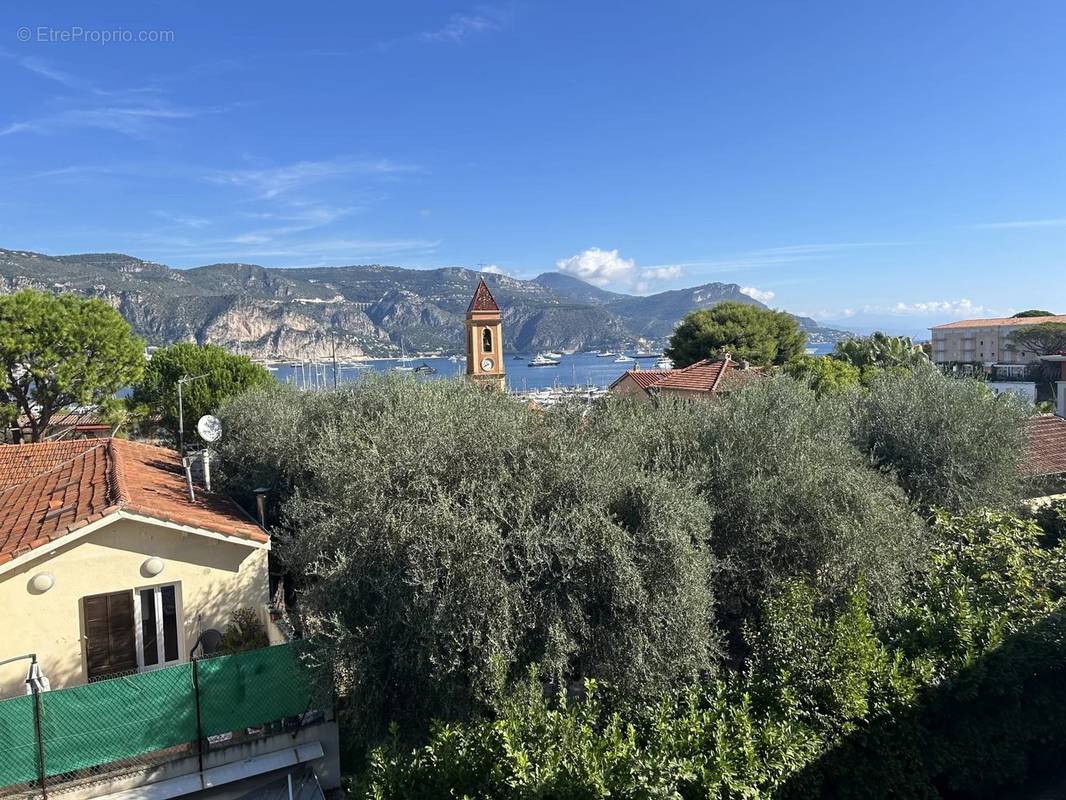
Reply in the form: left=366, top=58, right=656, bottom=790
left=30, top=573, right=54, bottom=593
left=143, top=557, right=165, bottom=577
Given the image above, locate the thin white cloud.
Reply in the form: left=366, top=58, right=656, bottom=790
left=974, top=218, right=1066, bottom=229
left=888, top=299, right=994, bottom=317
left=556, top=247, right=635, bottom=287
left=641, top=265, right=682, bottom=282
left=420, top=7, right=509, bottom=43
left=805, top=299, right=1003, bottom=323
left=479, top=264, right=508, bottom=275
left=632, top=265, right=683, bottom=294
left=208, top=159, right=416, bottom=199
left=641, top=241, right=906, bottom=275
left=19, top=57, right=88, bottom=90
left=153, top=210, right=212, bottom=229
left=740, top=286, right=775, bottom=304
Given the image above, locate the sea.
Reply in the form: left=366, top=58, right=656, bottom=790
left=268, top=343, right=835, bottom=392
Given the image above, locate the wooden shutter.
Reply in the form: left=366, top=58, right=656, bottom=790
left=83, top=591, right=138, bottom=681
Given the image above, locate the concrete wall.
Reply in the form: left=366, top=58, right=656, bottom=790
left=0, top=517, right=274, bottom=697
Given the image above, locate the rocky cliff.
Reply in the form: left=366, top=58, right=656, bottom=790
left=0, top=248, right=852, bottom=359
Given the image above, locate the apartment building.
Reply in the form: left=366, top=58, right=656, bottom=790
left=930, top=314, right=1066, bottom=369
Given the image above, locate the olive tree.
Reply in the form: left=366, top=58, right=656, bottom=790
left=219, top=375, right=720, bottom=745
left=852, top=369, right=1029, bottom=511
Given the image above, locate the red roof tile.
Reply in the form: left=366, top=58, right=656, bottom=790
left=467, top=278, right=500, bottom=313
left=653, top=357, right=734, bottom=393
left=1026, top=414, right=1066, bottom=477
left=0, top=439, right=267, bottom=564
left=614, top=369, right=671, bottom=390
left=0, top=440, right=103, bottom=490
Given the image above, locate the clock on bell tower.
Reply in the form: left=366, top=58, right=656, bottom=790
left=465, top=278, right=506, bottom=391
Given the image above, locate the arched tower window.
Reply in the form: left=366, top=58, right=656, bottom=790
left=482, top=327, right=493, bottom=353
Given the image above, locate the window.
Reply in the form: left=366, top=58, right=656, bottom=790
left=135, top=583, right=182, bottom=669
left=482, top=327, right=493, bottom=353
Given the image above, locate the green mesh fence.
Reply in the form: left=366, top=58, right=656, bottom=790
left=0, top=694, right=39, bottom=787
left=0, top=643, right=322, bottom=790
left=197, top=644, right=319, bottom=737
left=40, top=663, right=196, bottom=776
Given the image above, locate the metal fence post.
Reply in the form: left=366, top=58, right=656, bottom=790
left=31, top=681, right=47, bottom=800
left=191, top=657, right=205, bottom=775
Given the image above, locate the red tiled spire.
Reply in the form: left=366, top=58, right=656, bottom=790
left=467, top=278, right=500, bottom=313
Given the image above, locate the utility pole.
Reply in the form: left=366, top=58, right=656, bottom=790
left=177, top=373, right=209, bottom=455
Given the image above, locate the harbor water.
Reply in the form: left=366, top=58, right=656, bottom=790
left=269, top=344, right=835, bottom=392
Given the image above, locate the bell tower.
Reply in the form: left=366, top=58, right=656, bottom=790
left=465, top=278, right=506, bottom=391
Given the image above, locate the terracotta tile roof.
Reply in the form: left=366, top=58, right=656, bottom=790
left=1026, top=414, right=1066, bottom=477
left=0, top=440, right=103, bottom=490
left=17, top=407, right=109, bottom=433
left=613, top=369, right=671, bottom=390
left=652, top=357, right=735, bottom=393
left=932, top=315, right=1066, bottom=330
left=467, top=278, right=500, bottom=313
left=0, top=439, right=267, bottom=566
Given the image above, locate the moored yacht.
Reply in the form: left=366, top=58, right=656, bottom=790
left=529, top=352, right=561, bottom=367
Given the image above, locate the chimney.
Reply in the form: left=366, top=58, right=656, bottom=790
left=254, top=487, right=270, bottom=529
left=201, top=449, right=212, bottom=492
left=181, top=457, right=196, bottom=502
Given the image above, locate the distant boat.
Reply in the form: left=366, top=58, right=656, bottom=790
left=634, top=351, right=658, bottom=358
left=542, top=351, right=563, bottom=360
left=529, top=353, right=561, bottom=367
left=447, top=354, right=462, bottom=363
left=596, top=351, right=615, bottom=358
left=394, top=339, right=415, bottom=371
left=413, top=362, right=436, bottom=374
left=655, top=356, right=673, bottom=369
left=613, top=354, right=634, bottom=363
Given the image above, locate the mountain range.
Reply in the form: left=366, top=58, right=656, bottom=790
left=0, top=248, right=852, bottom=360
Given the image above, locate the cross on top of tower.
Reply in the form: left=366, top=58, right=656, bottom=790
left=467, top=277, right=500, bottom=314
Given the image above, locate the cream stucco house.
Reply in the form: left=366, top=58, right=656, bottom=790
left=0, top=438, right=278, bottom=698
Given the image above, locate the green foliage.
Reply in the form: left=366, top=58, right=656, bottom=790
left=694, top=378, right=927, bottom=635
left=129, top=342, right=272, bottom=444
left=360, top=510, right=1066, bottom=800
left=220, top=607, right=270, bottom=654
left=1013, top=309, right=1055, bottom=318
left=1007, top=322, right=1066, bottom=357
left=0, top=289, right=144, bottom=441
left=832, top=331, right=930, bottom=371
left=784, top=355, right=861, bottom=396
left=218, top=370, right=1051, bottom=796
left=219, top=376, right=720, bottom=750
left=852, top=368, right=1029, bottom=511
left=664, top=301, right=806, bottom=368
left=1032, top=499, right=1066, bottom=547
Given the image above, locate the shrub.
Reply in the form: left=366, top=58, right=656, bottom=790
left=852, top=369, right=1028, bottom=511
left=221, top=607, right=270, bottom=653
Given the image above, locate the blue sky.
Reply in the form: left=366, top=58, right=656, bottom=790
left=1, top=1, right=1064, bottom=336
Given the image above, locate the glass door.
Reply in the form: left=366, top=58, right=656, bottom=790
left=134, top=583, right=183, bottom=670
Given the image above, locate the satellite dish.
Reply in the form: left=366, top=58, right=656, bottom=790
left=196, top=414, right=222, bottom=443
